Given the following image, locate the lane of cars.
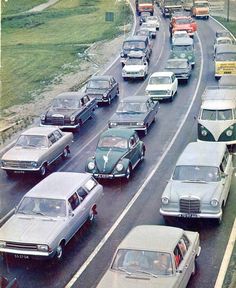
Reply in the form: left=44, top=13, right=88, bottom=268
left=0, top=2, right=236, bottom=288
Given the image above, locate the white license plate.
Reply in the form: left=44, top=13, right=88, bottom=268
left=179, top=213, right=199, bottom=218
left=14, top=254, right=29, bottom=259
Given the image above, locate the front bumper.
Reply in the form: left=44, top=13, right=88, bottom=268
left=93, top=173, right=126, bottom=179
left=109, top=124, right=146, bottom=131
left=160, top=208, right=222, bottom=219
left=0, top=247, right=54, bottom=259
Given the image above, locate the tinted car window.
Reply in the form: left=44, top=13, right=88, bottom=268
left=68, top=193, right=80, bottom=210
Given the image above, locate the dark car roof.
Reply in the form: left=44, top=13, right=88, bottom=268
left=89, top=75, right=112, bottom=81
left=121, top=96, right=150, bottom=103
left=125, top=35, right=148, bottom=42
left=101, top=129, right=136, bottom=139
left=55, top=92, right=85, bottom=100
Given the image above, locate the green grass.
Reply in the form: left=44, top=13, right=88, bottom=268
left=214, top=17, right=236, bottom=37
left=1, top=0, right=132, bottom=110
left=1, top=0, right=47, bottom=15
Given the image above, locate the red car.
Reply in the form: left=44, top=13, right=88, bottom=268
left=170, top=16, right=197, bottom=38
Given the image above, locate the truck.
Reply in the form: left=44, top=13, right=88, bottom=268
left=135, top=0, right=154, bottom=16
left=159, top=0, right=183, bottom=17
left=192, top=0, right=209, bottom=19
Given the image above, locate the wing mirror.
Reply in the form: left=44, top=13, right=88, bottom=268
left=69, top=210, right=74, bottom=217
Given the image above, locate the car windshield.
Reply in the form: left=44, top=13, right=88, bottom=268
left=215, top=52, right=236, bottom=61
left=111, top=249, right=173, bottom=276
left=15, top=135, right=48, bottom=148
left=98, top=136, right=128, bottom=149
left=123, top=41, right=146, bottom=51
left=172, top=165, right=221, bottom=182
left=117, top=102, right=147, bottom=113
left=87, top=80, right=109, bottom=89
left=166, top=60, right=188, bottom=68
left=17, top=197, right=67, bottom=217
left=172, top=45, right=193, bottom=52
left=52, top=98, right=79, bottom=109
left=217, top=39, right=232, bottom=45
left=142, top=23, right=155, bottom=29
left=173, top=32, right=188, bottom=38
left=175, top=18, right=191, bottom=25
left=201, top=109, right=233, bottom=120
left=149, top=76, right=171, bottom=84
left=126, top=58, right=144, bottom=65
left=147, top=16, right=158, bottom=21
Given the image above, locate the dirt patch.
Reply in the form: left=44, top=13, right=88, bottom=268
left=0, top=32, right=130, bottom=148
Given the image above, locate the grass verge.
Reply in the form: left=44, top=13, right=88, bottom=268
left=1, top=0, right=132, bottom=111
left=214, top=16, right=236, bottom=37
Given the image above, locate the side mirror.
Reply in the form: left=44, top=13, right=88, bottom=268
left=69, top=210, right=74, bottom=217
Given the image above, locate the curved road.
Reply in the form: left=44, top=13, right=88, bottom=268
left=0, top=2, right=235, bottom=288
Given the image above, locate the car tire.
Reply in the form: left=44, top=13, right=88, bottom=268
left=39, top=164, right=47, bottom=177
left=125, top=165, right=132, bottom=181
left=140, top=147, right=145, bottom=161
left=169, top=93, right=174, bottom=102
left=54, top=242, right=64, bottom=262
left=62, top=147, right=69, bottom=160
left=88, top=205, right=97, bottom=223
left=143, top=124, right=148, bottom=136
left=107, top=96, right=111, bottom=105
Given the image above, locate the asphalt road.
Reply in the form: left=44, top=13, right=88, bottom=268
left=0, top=3, right=235, bottom=288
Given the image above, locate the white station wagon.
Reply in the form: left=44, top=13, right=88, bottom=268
left=160, top=142, right=233, bottom=224
left=146, top=71, right=178, bottom=102
left=122, top=56, right=148, bottom=80
left=0, top=172, right=103, bottom=261
left=96, top=225, right=201, bottom=288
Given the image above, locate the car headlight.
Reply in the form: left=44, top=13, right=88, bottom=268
left=136, top=122, right=144, bottom=126
left=211, top=199, right=219, bottom=207
left=167, top=90, right=171, bottom=95
left=37, top=244, right=49, bottom=252
left=1, top=161, right=6, bottom=167
left=201, top=130, right=208, bottom=136
left=0, top=241, right=6, bottom=248
left=226, top=130, right=233, bottom=137
left=161, top=197, right=169, bottom=205
left=31, top=161, right=38, bottom=168
left=70, top=115, right=75, bottom=122
left=88, top=162, right=95, bottom=170
left=41, top=115, right=46, bottom=121
left=103, top=93, right=108, bottom=98
left=116, top=163, right=124, bottom=172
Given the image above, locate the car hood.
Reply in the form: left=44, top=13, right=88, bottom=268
left=97, top=271, right=177, bottom=288
left=95, top=148, right=127, bottom=173
left=46, top=108, right=80, bottom=118
left=165, top=67, right=189, bottom=74
left=168, top=181, right=219, bottom=201
left=146, top=84, right=172, bottom=91
left=86, top=88, right=107, bottom=95
left=2, top=146, right=47, bottom=162
left=0, top=214, right=64, bottom=244
left=173, top=24, right=192, bottom=31
left=123, top=65, right=145, bottom=72
left=110, top=112, right=146, bottom=122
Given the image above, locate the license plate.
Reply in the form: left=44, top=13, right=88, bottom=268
left=14, top=254, right=29, bottom=259
left=98, top=174, right=111, bottom=179
left=179, top=213, right=199, bottom=218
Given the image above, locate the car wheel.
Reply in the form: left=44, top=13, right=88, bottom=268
left=169, top=93, right=174, bottom=102
left=125, top=165, right=132, bottom=181
left=39, top=164, right=47, bottom=177
left=62, top=147, right=69, bottom=160
left=143, top=124, right=148, bottom=136
left=140, top=147, right=145, bottom=161
left=54, top=242, right=64, bottom=261
left=88, top=205, right=97, bottom=223
left=107, top=96, right=111, bottom=105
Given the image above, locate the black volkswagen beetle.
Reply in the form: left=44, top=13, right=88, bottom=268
left=40, top=92, right=97, bottom=131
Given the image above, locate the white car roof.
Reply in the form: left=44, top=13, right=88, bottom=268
left=150, top=71, right=174, bottom=78
left=22, top=126, right=60, bottom=136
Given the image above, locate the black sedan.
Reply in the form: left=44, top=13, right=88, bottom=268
left=40, top=92, right=97, bottom=131
left=164, top=58, right=192, bottom=82
left=108, top=96, right=159, bottom=136
left=85, top=75, right=119, bottom=105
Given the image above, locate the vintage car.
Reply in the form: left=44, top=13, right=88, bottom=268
left=171, top=37, right=195, bottom=66
left=122, top=55, right=149, bottom=80
left=85, top=75, right=119, bottom=105
left=160, top=142, right=233, bottom=224
left=171, top=30, right=190, bottom=44
left=120, top=35, right=152, bottom=65
left=215, top=30, right=233, bottom=39
left=192, top=0, right=209, bottom=19
left=108, top=96, right=159, bottom=135
left=0, top=172, right=103, bottom=261
left=145, top=71, right=178, bottom=102
left=164, top=58, right=192, bottom=81
left=140, top=22, right=157, bottom=38
left=96, top=225, right=201, bottom=288
left=146, top=16, right=160, bottom=30
left=85, top=129, right=145, bottom=180
left=214, top=36, right=235, bottom=56
left=40, top=92, right=97, bottom=130
left=170, top=15, right=197, bottom=38
left=0, top=127, right=73, bottom=177
left=136, top=28, right=152, bottom=42
left=139, top=11, right=151, bottom=25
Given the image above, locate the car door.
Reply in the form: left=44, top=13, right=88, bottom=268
left=220, top=149, right=233, bottom=202
left=110, top=77, right=118, bottom=100
left=78, top=96, right=91, bottom=123
left=47, top=132, right=61, bottom=163
left=147, top=99, right=156, bottom=124
left=172, top=74, right=178, bottom=94
left=126, top=134, right=141, bottom=168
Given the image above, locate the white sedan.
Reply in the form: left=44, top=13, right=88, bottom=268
left=122, top=56, right=148, bottom=80
left=145, top=71, right=178, bottom=102
left=141, top=22, right=157, bottom=39
left=146, top=16, right=160, bottom=30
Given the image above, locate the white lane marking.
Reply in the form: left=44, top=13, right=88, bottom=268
left=214, top=218, right=236, bottom=288
left=65, top=31, right=204, bottom=288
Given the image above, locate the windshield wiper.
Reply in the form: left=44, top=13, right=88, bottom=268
left=136, top=270, right=158, bottom=278
left=182, top=179, right=207, bottom=184
left=117, top=267, right=132, bottom=275
left=32, top=211, right=45, bottom=216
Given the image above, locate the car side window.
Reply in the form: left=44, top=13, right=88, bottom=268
left=48, top=133, right=56, bottom=145
left=173, top=245, right=183, bottom=268
left=53, top=130, right=62, bottom=141
left=77, top=187, right=88, bottom=201
left=178, top=238, right=188, bottom=257
left=68, top=192, right=81, bottom=211
left=129, top=137, right=136, bottom=149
